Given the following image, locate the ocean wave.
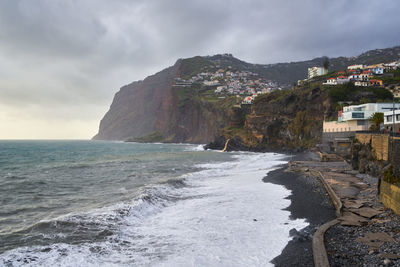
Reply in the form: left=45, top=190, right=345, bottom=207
left=1, top=151, right=308, bottom=267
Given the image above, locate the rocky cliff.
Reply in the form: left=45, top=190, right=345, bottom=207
left=205, top=84, right=332, bottom=152
left=93, top=58, right=237, bottom=143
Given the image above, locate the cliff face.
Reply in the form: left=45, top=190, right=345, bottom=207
left=205, top=85, right=332, bottom=152
left=93, top=58, right=235, bottom=143
left=245, top=87, right=329, bottom=149
left=93, top=62, right=180, bottom=140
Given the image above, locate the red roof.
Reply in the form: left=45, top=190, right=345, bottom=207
left=362, top=70, right=372, bottom=74
left=328, top=78, right=336, bottom=80
left=338, top=75, right=347, bottom=79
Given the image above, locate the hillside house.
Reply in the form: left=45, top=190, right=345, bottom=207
left=355, top=81, right=369, bottom=87
left=337, top=76, right=350, bottom=84
left=370, top=67, right=384, bottom=75
left=348, top=64, right=365, bottom=70
left=348, top=74, right=361, bottom=80
left=242, top=96, right=254, bottom=104
left=369, top=79, right=383, bottom=87
left=324, top=78, right=337, bottom=85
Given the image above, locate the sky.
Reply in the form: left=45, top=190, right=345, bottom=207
left=1, top=0, right=400, bottom=139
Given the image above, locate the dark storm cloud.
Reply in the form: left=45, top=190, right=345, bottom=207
left=0, top=0, right=399, bottom=138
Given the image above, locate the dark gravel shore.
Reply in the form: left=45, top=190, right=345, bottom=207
left=325, top=210, right=400, bottom=267
left=263, top=152, right=336, bottom=267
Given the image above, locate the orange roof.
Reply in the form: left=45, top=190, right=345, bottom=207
left=328, top=78, right=336, bottom=80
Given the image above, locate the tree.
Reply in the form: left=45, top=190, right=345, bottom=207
left=323, top=58, right=330, bottom=71
left=369, top=112, right=384, bottom=131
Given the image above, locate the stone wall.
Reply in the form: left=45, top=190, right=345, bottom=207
left=355, top=133, right=390, bottom=161
left=392, top=139, right=400, bottom=178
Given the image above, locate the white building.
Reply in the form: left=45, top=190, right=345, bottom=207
left=336, top=76, right=350, bottom=84
left=308, top=66, right=327, bottom=79
left=347, top=64, right=365, bottom=70
left=242, top=96, right=254, bottom=104
left=203, top=80, right=219, bottom=86
left=354, top=81, right=369, bottom=87
left=323, top=103, right=400, bottom=134
left=384, top=61, right=400, bottom=70
left=324, top=78, right=337, bottom=85
left=348, top=74, right=361, bottom=80
left=370, top=67, right=384, bottom=75
left=341, top=103, right=400, bottom=122
left=384, top=109, right=400, bottom=133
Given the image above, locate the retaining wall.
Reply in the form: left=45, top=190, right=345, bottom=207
left=355, top=133, right=389, bottom=161
left=392, top=139, right=400, bottom=178
left=380, top=180, right=400, bottom=216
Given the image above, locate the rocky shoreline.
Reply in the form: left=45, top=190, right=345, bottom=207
left=290, top=157, right=400, bottom=267
left=204, top=136, right=305, bottom=153
left=263, top=152, right=336, bottom=266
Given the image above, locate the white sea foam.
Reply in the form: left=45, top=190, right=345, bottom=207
left=185, top=144, right=206, bottom=151
left=1, top=152, right=308, bottom=267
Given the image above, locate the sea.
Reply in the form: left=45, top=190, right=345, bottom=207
left=0, top=140, right=308, bottom=267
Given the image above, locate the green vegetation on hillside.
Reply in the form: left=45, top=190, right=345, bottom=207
left=179, top=56, right=214, bottom=79
left=326, top=82, right=393, bottom=103
left=372, top=69, right=400, bottom=85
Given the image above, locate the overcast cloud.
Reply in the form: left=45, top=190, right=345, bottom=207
left=1, top=0, right=400, bottom=139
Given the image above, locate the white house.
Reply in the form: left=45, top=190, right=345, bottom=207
left=384, top=109, right=400, bottom=133
left=348, top=74, right=361, bottom=80
left=354, top=81, right=369, bottom=87
left=341, top=103, right=400, bottom=122
left=384, top=61, right=400, bottom=70
left=203, top=80, right=219, bottom=86
left=336, top=76, right=350, bottom=84
left=324, top=78, right=337, bottom=85
left=370, top=67, right=384, bottom=75
left=324, top=103, right=400, bottom=134
left=242, top=96, right=254, bottom=104
left=347, top=64, right=365, bottom=70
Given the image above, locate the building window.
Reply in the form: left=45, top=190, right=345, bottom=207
left=357, top=120, right=366, bottom=125
left=352, top=112, right=364, bottom=118
left=387, top=115, right=393, bottom=122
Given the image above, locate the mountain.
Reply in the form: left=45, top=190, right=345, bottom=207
left=93, top=46, right=400, bottom=143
